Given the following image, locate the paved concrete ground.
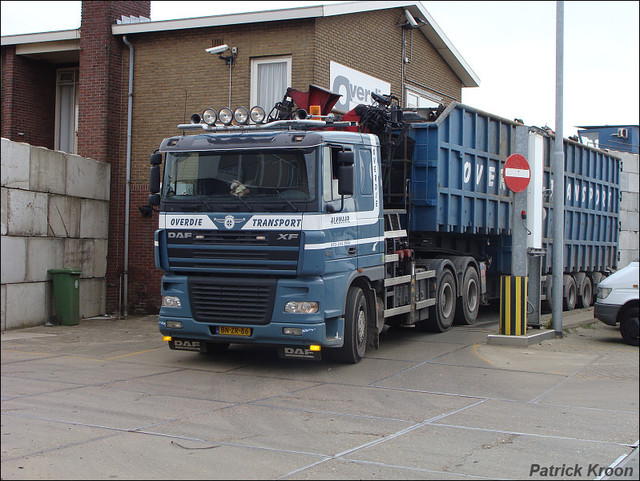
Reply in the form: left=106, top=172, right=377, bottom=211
left=1, top=306, right=638, bottom=480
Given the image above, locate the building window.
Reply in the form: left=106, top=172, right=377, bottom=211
left=579, top=131, right=600, bottom=149
left=55, top=68, right=79, bottom=154
left=405, top=87, right=441, bottom=109
left=250, top=56, right=292, bottom=114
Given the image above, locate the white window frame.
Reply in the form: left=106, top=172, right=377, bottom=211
left=250, top=56, right=292, bottom=110
left=405, top=86, right=442, bottom=109
left=54, top=67, right=79, bottom=154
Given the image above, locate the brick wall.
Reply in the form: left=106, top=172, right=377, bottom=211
left=77, top=1, right=150, bottom=313
left=1, top=46, right=57, bottom=149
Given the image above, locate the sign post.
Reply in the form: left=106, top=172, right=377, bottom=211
left=503, top=147, right=531, bottom=335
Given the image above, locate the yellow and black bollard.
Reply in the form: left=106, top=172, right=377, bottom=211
left=499, top=276, right=528, bottom=335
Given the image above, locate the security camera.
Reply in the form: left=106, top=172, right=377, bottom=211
left=205, top=44, right=229, bottom=55
left=404, top=9, right=418, bottom=28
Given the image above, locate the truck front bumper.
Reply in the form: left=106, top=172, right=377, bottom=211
left=594, top=302, right=620, bottom=326
left=159, top=316, right=343, bottom=348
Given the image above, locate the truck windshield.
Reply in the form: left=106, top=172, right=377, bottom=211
left=162, top=149, right=317, bottom=210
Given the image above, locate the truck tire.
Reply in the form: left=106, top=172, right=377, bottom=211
left=563, top=276, right=577, bottom=311
left=579, top=276, right=593, bottom=308
left=454, top=265, right=479, bottom=325
left=619, top=307, right=639, bottom=347
left=419, top=269, right=456, bottom=332
left=331, top=286, right=368, bottom=363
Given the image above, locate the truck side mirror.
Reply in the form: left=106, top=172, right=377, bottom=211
left=337, top=151, right=354, bottom=196
left=150, top=152, right=162, bottom=166
left=148, top=193, right=160, bottom=206
left=149, top=165, right=161, bottom=194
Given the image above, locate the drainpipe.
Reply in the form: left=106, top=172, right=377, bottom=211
left=122, top=35, right=134, bottom=318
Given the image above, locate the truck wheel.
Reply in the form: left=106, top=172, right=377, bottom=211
left=419, top=269, right=456, bottom=332
left=454, top=266, right=479, bottom=325
left=579, top=277, right=593, bottom=308
left=563, top=277, right=577, bottom=311
left=619, top=307, right=639, bottom=346
left=331, top=286, right=368, bottom=363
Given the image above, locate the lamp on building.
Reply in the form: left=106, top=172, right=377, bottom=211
left=205, top=44, right=238, bottom=108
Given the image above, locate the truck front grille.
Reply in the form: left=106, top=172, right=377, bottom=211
left=188, top=276, right=276, bottom=325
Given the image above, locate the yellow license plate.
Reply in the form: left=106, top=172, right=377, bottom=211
left=217, top=326, right=252, bottom=336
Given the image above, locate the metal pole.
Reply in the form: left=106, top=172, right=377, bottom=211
left=228, top=60, right=232, bottom=108
left=122, top=35, right=134, bottom=319
left=552, top=1, right=564, bottom=335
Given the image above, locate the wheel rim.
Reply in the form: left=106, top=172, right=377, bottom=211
left=441, top=283, right=454, bottom=318
left=568, top=282, right=576, bottom=307
left=467, top=278, right=478, bottom=312
left=357, top=307, right=366, bottom=347
left=583, top=281, right=592, bottom=306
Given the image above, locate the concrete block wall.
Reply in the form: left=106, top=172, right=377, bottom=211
left=618, top=152, right=639, bottom=268
left=1, top=138, right=110, bottom=330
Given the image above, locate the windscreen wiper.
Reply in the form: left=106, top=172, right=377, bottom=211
left=231, top=193, right=253, bottom=211
left=274, top=190, right=298, bottom=212
left=196, top=195, right=216, bottom=212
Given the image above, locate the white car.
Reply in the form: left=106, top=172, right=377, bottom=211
left=594, top=259, right=639, bottom=346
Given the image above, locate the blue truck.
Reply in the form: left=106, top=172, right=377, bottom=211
left=149, top=86, right=620, bottom=362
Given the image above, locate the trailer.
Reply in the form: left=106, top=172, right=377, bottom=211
left=382, top=102, right=620, bottom=311
left=148, top=86, right=620, bottom=362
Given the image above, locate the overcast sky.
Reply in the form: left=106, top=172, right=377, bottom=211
left=1, top=1, right=638, bottom=137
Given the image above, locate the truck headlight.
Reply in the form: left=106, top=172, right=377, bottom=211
left=219, top=108, right=233, bottom=125
left=284, top=301, right=318, bottom=314
left=202, top=108, right=217, bottom=125
left=597, top=287, right=612, bottom=300
left=234, top=107, right=249, bottom=125
left=162, top=296, right=182, bottom=308
left=250, top=106, right=266, bottom=124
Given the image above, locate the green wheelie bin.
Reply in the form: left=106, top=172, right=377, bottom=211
left=48, top=268, right=82, bottom=326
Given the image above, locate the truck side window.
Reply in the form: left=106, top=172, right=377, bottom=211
left=323, top=146, right=353, bottom=202
left=359, top=148, right=373, bottom=195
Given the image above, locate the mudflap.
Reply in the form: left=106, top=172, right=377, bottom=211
left=168, top=339, right=206, bottom=352
left=278, top=346, right=322, bottom=361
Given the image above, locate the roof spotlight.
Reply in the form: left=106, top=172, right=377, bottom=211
left=202, top=108, right=217, bottom=126
left=250, top=106, right=266, bottom=124
left=190, top=113, right=202, bottom=124
left=219, top=107, right=233, bottom=126
left=234, top=107, right=249, bottom=125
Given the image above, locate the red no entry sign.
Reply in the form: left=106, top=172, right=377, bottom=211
left=503, top=154, right=531, bottom=193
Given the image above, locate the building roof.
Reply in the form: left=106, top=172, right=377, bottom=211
left=1, top=1, right=479, bottom=88
left=577, top=125, right=639, bottom=130
left=1, top=29, right=80, bottom=63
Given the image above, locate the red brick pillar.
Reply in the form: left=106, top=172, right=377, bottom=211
left=77, top=1, right=150, bottom=314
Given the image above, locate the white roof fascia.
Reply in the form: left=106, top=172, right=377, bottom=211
left=106, top=0, right=477, bottom=88
left=1, top=29, right=80, bottom=46
left=111, top=5, right=326, bottom=35
left=322, top=1, right=414, bottom=16
left=16, top=39, right=80, bottom=55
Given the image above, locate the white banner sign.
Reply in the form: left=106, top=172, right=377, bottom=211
left=330, top=61, right=390, bottom=112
